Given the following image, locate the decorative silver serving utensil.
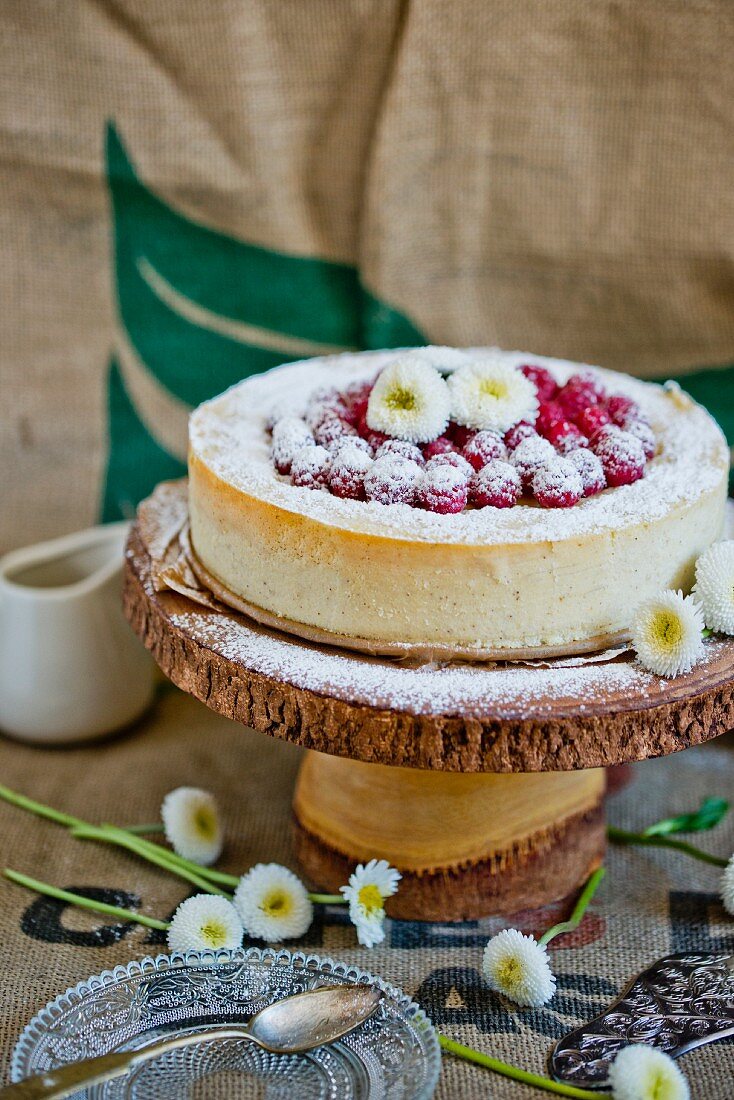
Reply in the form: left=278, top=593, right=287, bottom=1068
left=551, top=951, right=734, bottom=1090
left=0, top=983, right=382, bottom=1099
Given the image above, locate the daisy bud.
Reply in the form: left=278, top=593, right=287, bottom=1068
left=608, top=1044, right=689, bottom=1100
left=631, top=590, right=705, bottom=678
left=693, top=541, right=734, bottom=635
left=234, top=863, right=313, bottom=942
left=482, top=928, right=556, bottom=1007
left=366, top=357, right=451, bottom=443
left=167, top=894, right=243, bottom=953
left=161, top=787, right=223, bottom=866
left=448, top=357, right=539, bottom=433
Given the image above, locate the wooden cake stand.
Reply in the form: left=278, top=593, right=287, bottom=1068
left=123, top=482, right=734, bottom=921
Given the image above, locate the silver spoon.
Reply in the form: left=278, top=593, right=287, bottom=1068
left=0, top=983, right=382, bottom=1099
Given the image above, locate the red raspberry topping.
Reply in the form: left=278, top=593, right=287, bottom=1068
left=313, top=413, right=357, bottom=448
left=519, top=364, right=558, bottom=401
left=574, top=405, right=610, bottom=440
left=326, top=433, right=372, bottom=456
left=504, top=421, right=537, bottom=451
left=547, top=419, right=588, bottom=454
left=427, top=452, right=474, bottom=478
left=448, top=422, right=476, bottom=449
left=271, top=417, right=314, bottom=474
left=290, top=444, right=331, bottom=489
left=536, top=401, right=566, bottom=436
left=592, top=426, right=646, bottom=486
left=566, top=447, right=606, bottom=496
left=511, top=434, right=557, bottom=488
left=558, top=373, right=606, bottom=420
left=328, top=442, right=373, bottom=499
left=376, top=438, right=426, bottom=465
left=532, top=458, right=584, bottom=508
left=305, top=389, right=349, bottom=431
left=422, top=435, right=456, bottom=460
left=341, top=380, right=373, bottom=425
left=606, top=394, right=640, bottom=427
left=363, top=428, right=389, bottom=452
left=462, top=430, right=508, bottom=471
left=364, top=456, right=422, bottom=505
left=418, top=464, right=469, bottom=514
left=623, top=418, right=656, bottom=459
left=470, top=460, right=521, bottom=509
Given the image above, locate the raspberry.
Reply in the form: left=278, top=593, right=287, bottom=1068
left=363, top=428, right=389, bottom=451
left=422, top=435, right=456, bottom=460
left=342, top=380, right=373, bottom=425
left=271, top=417, right=314, bottom=474
left=510, top=435, right=556, bottom=488
left=364, top=455, right=422, bottom=505
left=305, top=389, right=349, bottom=431
left=623, top=418, right=656, bottom=459
left=426, top=452, right=474, bottom=478
left=448, top=422, right=476, bottom=449
left=504, top=421, right=537, bottom=451
left=574, top=405, right=610, bottom=440
left=592, top=426, right=646, bottom=486
left=558, top=373, right=606, bottom=420
left=462, top=430, right=508, bottom=471
left=536, top=401, right=565, bottom=436
left=313, top=413, right=358, bottom=448
left=470, top=460, right=522, bottom=509
left=418, top=463, right=469, bottom=514
left=376, top=438, right=425, bottom=465
left=519, top=364, right=558, bottom=401
left=290, top=444, right=331, bottom=489
left=566, top=447, right=606, bottom=496
left=606, top=394, right=640, bottom=427
left=547, top=419, right=588, bottom=454
left=532, top=458, right=584, bottom=508
left=328, top=442, right=373, bottom=499
left=326, top=433, right=372, bottom=456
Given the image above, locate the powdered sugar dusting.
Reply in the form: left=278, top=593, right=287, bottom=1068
left=189, top=349, right=729, bottom=545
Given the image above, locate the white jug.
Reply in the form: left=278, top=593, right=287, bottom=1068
left=0, top=522, right=155, bottom=743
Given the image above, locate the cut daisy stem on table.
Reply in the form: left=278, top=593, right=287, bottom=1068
left=2, top=869, right=169, bottom=931
left=436, top=1036, right=599, bottom=1100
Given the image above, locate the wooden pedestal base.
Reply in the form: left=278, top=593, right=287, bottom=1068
left=293, top=753, right=606, bottom=921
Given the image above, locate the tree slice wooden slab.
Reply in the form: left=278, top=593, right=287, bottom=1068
left=293, top=755, right=606, bottom=919
left=123, top=481, right=734, bottom=774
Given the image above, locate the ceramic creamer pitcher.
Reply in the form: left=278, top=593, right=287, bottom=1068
left=0, top=522, right=154, bottom=743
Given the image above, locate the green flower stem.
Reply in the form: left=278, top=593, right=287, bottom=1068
left=3, top=869, right=169, bottom=931
left=437, top=1035, right=600, bottom=1099
left=607, top=825, right=728, bottom=867
left=0, top=783, right=85, bottom=830
left=539, top=867, right=606, bottom=948
left=123, top=823, right=165, bottom=835
left=70, top=824, right=230, bottom=897
left=308, top=893, right=345, bottom=905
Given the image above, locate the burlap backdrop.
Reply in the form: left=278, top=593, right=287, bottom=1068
left=1, top=693, right=733, bottom=1096
left=2, top=0, right=734, bottom=550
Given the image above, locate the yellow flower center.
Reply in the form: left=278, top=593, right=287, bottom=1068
left=496, top=955, right=522, bottom=991
left=648, top=610, right=683, bottom=652
left=260, top=888, right=293, bottom=918
left=479, top=378, right=508, bottom=402
left=199, top=919, right=229, bottom=948
left=357, top=883, right=385, bottom=917
left=194, top=805, right=216, bottom=840
left=384, top=384, right=417, bottom=412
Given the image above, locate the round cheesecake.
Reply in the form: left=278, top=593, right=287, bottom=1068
left=188, top=349, right=729, bottom=657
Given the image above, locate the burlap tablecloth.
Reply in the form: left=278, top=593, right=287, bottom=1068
left=1, top=684, right=733, bottom=1097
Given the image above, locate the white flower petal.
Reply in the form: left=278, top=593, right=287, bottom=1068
left=161, top=787, right=223, bottom=866
left=339, top=858, right=401, bottom=949
left=631, top=590, right=705, bottom=678
left=694, top=541, right=734, bottom=634
left=167, top=894, right=243, bottom=953
left=448, top=357, right=538, bottom=431
left=366, top=357, right=451, bottom=442
left=721, top=852, right=734, bottom=915
left=234, top=863, right=313, bottom=942
left=482, top=928, right=556, bottom=1007
left=608, top=1045, right=690, bottom=1100
left=411, top=345, right=472, bottom=374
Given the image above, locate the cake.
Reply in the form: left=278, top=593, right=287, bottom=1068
left=188, top=348, right=729, bottom=658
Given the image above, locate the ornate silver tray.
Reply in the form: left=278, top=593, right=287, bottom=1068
left=10, top=948, right=440, bottom=1099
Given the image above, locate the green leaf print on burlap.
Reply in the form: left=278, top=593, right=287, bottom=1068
left=101, top=122, right=424, bottom=521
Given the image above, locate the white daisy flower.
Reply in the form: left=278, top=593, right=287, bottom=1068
left=366, top=357, right=451, bottom=443
left=234, top=863, right=313, bottom=942
left=608, top=1044, right=689, bottom=1100
left=482, top=928, right=556, bottom=1007
left=161, top=787, right=223, bottom=866
left=412, top=345, right=472, bottom=374
left=167, top=894, right=243, bottom=953
left=631, top=590, right=705, bottom=678
left=694, top=541, right=734, bottom=634
left=340, top=858, right=401, bottom=948
left=721, top=852, right=734, bottom=915
left=448, top=357, right=539, bottom=432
